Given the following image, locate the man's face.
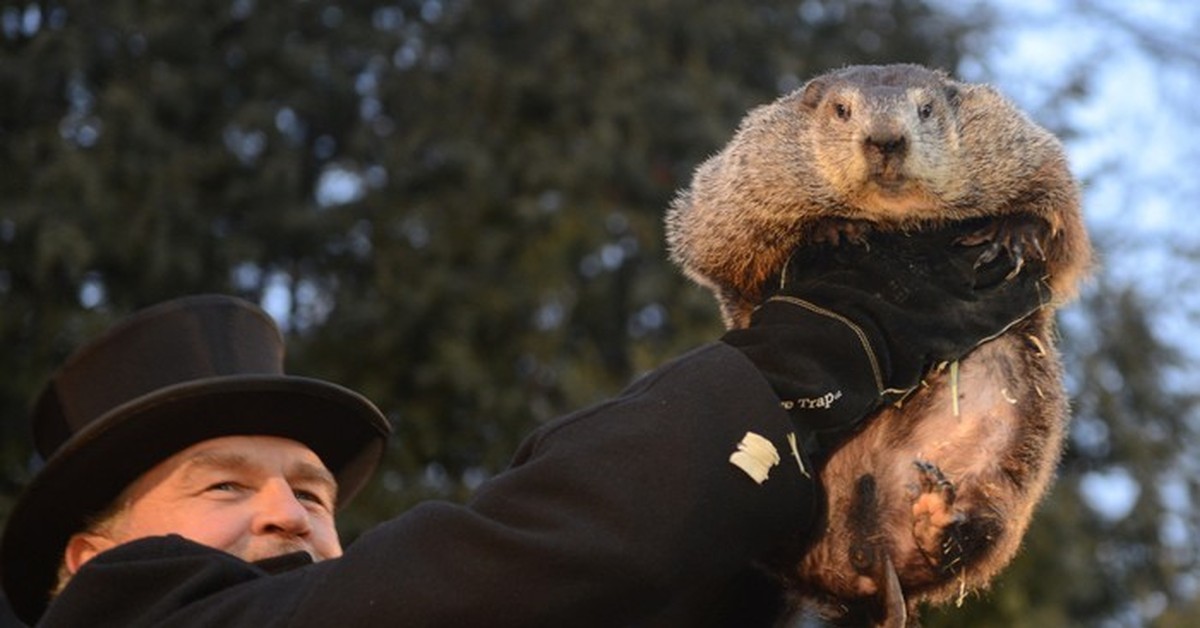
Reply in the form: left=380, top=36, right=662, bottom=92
left=67, top=435, right=342, bottom=573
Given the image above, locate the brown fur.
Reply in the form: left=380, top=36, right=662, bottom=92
left=665, top=64, right=1092, bottom=624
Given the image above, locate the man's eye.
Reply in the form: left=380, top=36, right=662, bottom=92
left=294, top=489, right=329, bottom=509
left=206, top=481, right=242, bottom=493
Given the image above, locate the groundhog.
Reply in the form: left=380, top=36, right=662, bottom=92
left=665, top=64, right=1092, bottom=626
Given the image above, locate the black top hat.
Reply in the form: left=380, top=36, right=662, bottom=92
left=0, top=294, right=392, bottom=623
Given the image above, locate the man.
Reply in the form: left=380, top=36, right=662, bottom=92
left=2, top=294, right=391, bottom=622
left=1, top=230, right=1047, bottom=626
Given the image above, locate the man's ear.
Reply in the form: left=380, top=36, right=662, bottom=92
left=63, top=532, right=119, bottom=575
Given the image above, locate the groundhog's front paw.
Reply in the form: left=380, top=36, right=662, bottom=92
left=808, top=217, right=874, bottom=247
left=911, top=460, right=966, bottom=571
left=956, top=215, right=1051, bottom=279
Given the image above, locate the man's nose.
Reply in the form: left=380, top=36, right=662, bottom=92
left=252, top=481, right=313, bottom=537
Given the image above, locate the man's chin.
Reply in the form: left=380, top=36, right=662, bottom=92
left=242, top=542, right=317, bottom=564
left=248, top=549, right=316, bottom=575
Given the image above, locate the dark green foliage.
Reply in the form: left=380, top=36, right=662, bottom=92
left=0, top=0, right=972, bottom=528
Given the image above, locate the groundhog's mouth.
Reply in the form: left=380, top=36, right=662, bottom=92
left=868, top=176, right=914, bottom=195
left=856, top=178, right=938, bottom=214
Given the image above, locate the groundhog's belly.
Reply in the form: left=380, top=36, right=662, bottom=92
left=792, top=315, right=1068, bottom=611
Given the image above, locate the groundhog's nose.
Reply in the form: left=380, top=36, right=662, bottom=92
left=865, top=133, right=908, bottom=157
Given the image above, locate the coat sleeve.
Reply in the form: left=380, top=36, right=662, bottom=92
left=42, top=343, right=820, bottom=628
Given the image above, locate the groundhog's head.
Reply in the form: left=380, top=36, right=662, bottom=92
left=795, top=64, right=969, bottom=220
left=667, top=63, right=1087, bottom=327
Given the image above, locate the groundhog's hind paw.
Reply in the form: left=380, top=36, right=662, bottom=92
left=911, top=461, right=966, bottom=570
left=911, top=461, right=1007, bottom=579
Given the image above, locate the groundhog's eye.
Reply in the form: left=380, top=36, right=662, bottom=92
left=833, top=103, right=851, bottom=121
left=918, top=103, right=934, bottom=120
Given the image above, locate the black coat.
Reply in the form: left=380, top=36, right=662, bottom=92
left=39, top=344, right=819, bottom=627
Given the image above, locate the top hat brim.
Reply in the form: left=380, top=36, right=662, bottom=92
left=1, top=373, right=390, bottom=624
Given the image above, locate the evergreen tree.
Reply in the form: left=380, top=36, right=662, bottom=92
left=0, top=0, right=978, bottom=533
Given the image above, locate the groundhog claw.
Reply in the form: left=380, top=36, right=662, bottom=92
left=876, top=554, right=908, bottom=628
left=966, top=240, right=1001, bottom=267
left=1003, top=252, right=1025, bottom=282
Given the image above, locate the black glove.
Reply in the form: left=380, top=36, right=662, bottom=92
left=722, top=226, right=1050, bottom=462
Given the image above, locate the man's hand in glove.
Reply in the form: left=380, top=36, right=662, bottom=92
left=721, top=226, right=1051, bottom=464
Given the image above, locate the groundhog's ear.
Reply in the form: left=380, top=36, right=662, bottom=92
left=943, top=83, right=962, bottom=109
left=800, top=77, right=829, bottom=109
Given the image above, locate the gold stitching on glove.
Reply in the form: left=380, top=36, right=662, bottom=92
left=766, top=295, right=885, bottom=395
